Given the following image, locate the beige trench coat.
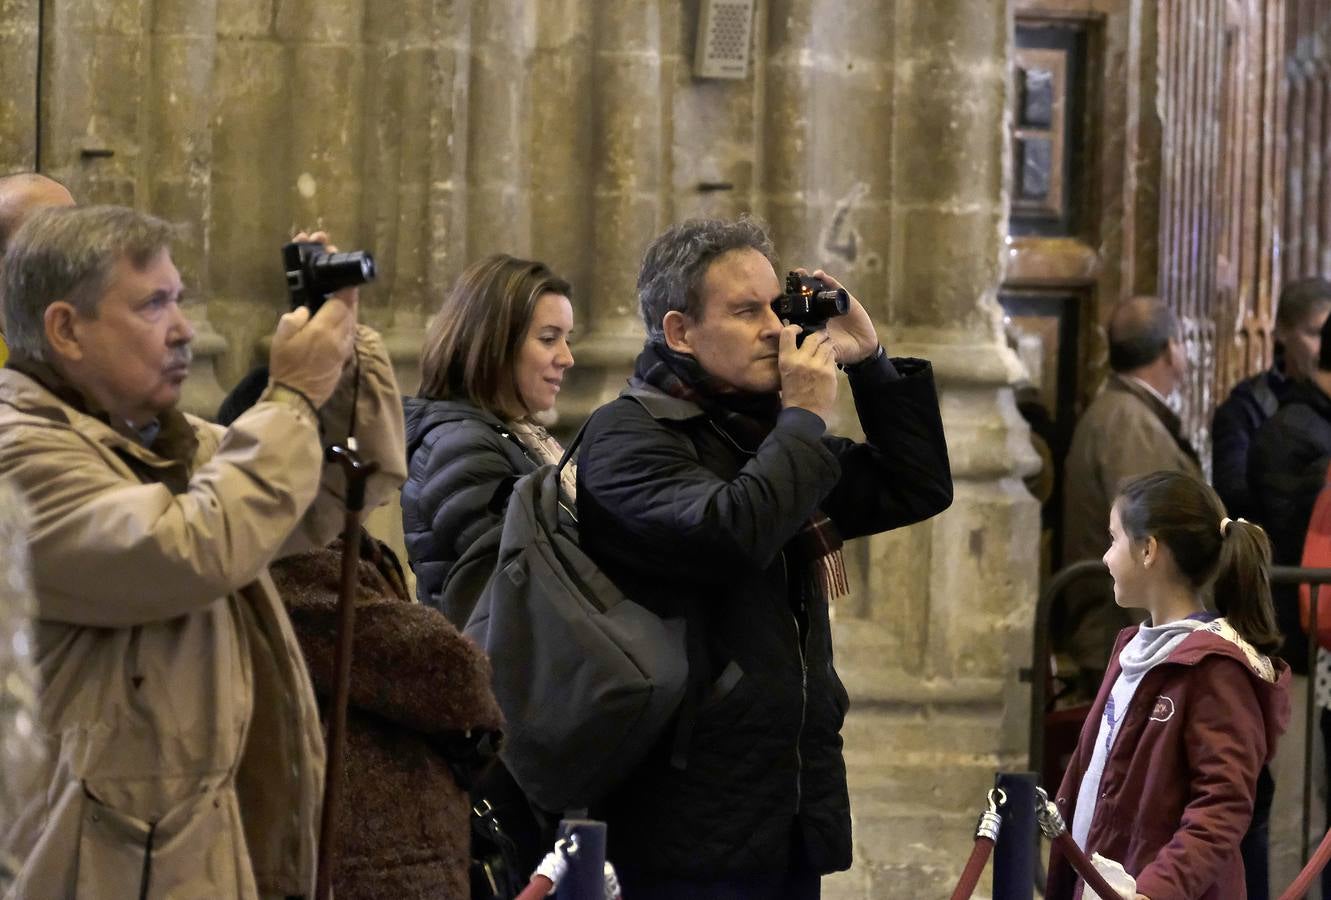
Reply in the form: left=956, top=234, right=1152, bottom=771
left=0, top=326, right=406, bottom=899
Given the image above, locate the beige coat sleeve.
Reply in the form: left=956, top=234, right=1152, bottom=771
left=3, top=401, right=326, bottom=627
left=277, top=324, right=408, bottom=557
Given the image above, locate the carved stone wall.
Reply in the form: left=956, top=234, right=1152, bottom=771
left=0, top=2, right=1039, bottom=894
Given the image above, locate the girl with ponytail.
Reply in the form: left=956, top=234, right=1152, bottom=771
left=1046, top=470, right=1291, bottom=900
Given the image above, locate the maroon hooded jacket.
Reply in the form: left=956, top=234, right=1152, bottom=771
left=1046, top=622, right=1291, bottom=900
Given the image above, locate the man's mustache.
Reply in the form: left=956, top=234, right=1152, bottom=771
left=167, top=346, right=194, bottom=369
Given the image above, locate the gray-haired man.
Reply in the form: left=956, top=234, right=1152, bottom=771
left=575, top=218, right=953, bottom=898
left=0, top=205, right=405, bottom=897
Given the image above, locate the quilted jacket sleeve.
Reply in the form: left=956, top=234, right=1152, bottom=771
left=819, top=356, right=953, bottom=539
left=402, top=418, right=528, bottom=604
left=578, top=400, right=843, bottom=573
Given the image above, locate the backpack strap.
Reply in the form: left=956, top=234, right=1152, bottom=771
left=557, top=420, right=590, bottom=471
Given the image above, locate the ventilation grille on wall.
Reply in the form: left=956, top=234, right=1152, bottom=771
left=694, top=0, right=755, bottom=80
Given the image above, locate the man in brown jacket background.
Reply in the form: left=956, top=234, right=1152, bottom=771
left=0, top=205, right=406, bottom=898
left=1057, top=295, right=1201, bottom=693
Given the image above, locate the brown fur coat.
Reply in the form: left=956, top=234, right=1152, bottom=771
left=271, top=539, right=503, bottom=900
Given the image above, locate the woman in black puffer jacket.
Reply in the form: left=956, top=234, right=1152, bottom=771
left=401, top=253, right=576, bottom=616
left=400, top=254, right=576, bottom=884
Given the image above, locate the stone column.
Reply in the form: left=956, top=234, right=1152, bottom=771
left=528, top=0, right=596, bottom=313
left=0, top=0, right=39, bottom=172
left=665, top=1, right=763, bottom=223
left=40, top=0, right=146, bottom=204
left=210, top=0, right=295, bottom=383
left=360, top=0, right=471, bottom=391
left=763, top=0, right=895, bottom=332
left=823, top=2, right=1041, bottom=897
left=561, top=1, right=667, bottom=424
left=277, top=0, right=366, bottom=244
left=149, top=0, right=228, bottom=419
left=464, top=0, right=534, bottom=259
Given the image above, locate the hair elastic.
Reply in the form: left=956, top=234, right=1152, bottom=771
left=1220, top=516, right=1248, bottom=537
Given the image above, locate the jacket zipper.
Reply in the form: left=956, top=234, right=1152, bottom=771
left=711, top=421, right=811, bottom=815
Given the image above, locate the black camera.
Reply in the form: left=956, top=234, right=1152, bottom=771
left=771, top=271, right=849, bottom=343
left=282, top=241, right=376, bottom=312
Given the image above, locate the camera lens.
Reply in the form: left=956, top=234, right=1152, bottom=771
left=312, top=250, right=377, bottom=293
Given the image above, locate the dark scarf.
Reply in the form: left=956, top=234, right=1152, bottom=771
left=633, top=341, right=849, bottom=602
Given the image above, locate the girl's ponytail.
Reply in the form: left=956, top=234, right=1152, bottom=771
left=1214, top=520, right=1282, bottom=653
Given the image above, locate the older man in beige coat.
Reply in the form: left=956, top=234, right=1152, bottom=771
left=1058, top=296, right=1201, bottom=692
left=0, top=206, right=406, bottom=899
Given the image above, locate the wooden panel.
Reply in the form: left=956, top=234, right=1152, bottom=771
left=1156, top=0, right=1284, bottom=467
left=1286, top=0, right=1331, bottom=287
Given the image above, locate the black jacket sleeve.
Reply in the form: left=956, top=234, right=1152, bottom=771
left=402, top=419, right=527, bottom=603
left=820, top=356, right=953, bottom=539
left=1249, top=406, right=1331, bottom=564
left=578, top=402, right=843, bottom=573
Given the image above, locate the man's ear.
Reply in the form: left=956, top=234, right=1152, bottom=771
left=43, top=301, right=84, bottom=362
left=662, top=310, right=695, bottom=356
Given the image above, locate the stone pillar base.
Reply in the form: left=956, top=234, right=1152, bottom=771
left=827, top=332, right=1040, bottom=898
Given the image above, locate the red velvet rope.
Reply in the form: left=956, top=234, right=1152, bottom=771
left=515, top=875, right=555, bottom=900
left=948, top=836, right=995, bottom=900
left=1278, top=826, right=1331, bottom=900
left=1051, top=832, right=1132, bottom=899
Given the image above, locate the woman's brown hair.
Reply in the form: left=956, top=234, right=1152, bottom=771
left=417, top=253, right=571, bottom=415
left=1116, top=470, right=1282, bottom=653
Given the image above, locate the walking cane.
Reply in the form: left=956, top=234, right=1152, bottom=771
left=314, top=443, right=378, bottom=900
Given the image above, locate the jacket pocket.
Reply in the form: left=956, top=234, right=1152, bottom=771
left=76, top=782, right=245, bottom=900
left=701, top=660, right=745, bottom=709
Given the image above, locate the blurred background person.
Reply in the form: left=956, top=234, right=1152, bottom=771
left=0, top=172, right=74, bottom=363
left=1058, top=296, right=1200, bottom=700
left=1214, top=278, right=1331, bottom=521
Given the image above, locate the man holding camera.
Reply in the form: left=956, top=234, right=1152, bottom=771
left=0, top=205, right=406, bottom=898
left=577, top=218, right=953, bottom=898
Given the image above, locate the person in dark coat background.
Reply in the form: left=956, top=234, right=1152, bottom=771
left=1249, top=311, right=1331, bottom=900
left=1250, top=312, right=1331, bottom=673
left=576, top=218, right=953, bottom=899
left=219, top=375, right=505, bottom=900
left=1213, top=278, right=1331, bottom=520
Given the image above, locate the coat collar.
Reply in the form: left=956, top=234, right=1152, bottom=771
left=620, top=383, right=705, bottom=421
left=1105, top=373, right=1199, bottom=465
left=0, top=367, right=197, bottom=471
